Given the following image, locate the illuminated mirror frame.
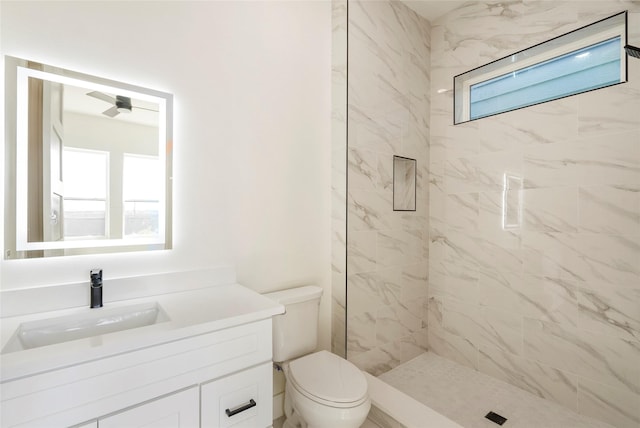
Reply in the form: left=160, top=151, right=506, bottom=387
left=7, top=57, right=173, bottom=256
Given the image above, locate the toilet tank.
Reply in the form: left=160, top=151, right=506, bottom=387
left=264, top=285, right=323, bottom=363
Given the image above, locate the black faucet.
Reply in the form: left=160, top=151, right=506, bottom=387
left=90, top=269, right=103, bottom=308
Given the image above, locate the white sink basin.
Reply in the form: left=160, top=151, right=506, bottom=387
left=3, top=302, right=169, bottom=353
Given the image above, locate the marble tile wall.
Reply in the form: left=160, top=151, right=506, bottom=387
left=429, top=2, right=640, bottom=427
left=346, top=0, right=431, bottom=375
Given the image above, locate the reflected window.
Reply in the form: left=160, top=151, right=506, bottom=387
left=123, top=154, right=160, bottom=237
left=62, top=148, right=108, bottom=238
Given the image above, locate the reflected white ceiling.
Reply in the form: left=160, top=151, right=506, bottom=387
left=399, top=0, right=466, bottom=22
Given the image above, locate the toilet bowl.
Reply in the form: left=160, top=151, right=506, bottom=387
left=283, top=350, right=370, bottom=428
left=264, top=286, right=370, bottom=428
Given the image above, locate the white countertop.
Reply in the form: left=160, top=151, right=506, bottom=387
left=0, top=283, right=284, bottom=383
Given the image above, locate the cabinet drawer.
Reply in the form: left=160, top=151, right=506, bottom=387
left=99, top=387, right=199, bottom=428
left=201, top=363, right=272, bottom=428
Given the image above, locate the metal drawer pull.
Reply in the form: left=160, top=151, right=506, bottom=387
left=225, top=399, right=257, bottom=417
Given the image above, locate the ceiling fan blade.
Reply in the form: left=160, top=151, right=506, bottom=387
left=132, top=105, right=159, bottom=113
left=87, top=91, right=116, bottom=104
left=102, top=106, right=120, bottom=117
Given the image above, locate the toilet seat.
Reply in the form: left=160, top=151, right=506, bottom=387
left=287, top=350, right=368, bottom=408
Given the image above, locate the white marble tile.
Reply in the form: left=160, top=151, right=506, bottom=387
left=348, top=147, right=380, bottom=192
left=443, top=298, right=481, bottom=346
left=523, top=187, right=578, bottom=233
left=428, top=326, right=478, bottom=370
left=523, top=318, right=640, bottom=395
left=573, top=233, right=640, bottom=286
left=444, top=157, right=479, bottom=194
left=376, top=303, right=422, bottom=346
left=477, top=191, right=521, bottom=248
left=428, top=296, right=443, bottom=330
left=578, top=377, right=640, bottom=428
left=441, top=124, right=480, bottom=161
left=578, top=82, right=640, bottom=137
left=429, top=260, right=479, bottom=304
left=523, top=141, right=580, bottom=189
left=349, top=189, right=393, bottom=231
left=377, top=229, right=424, bottom=268
left=477, top=269, right=522, bottom=312
left=578, top=284, right=640, bottom=341
left=380, top=331, right=428, bottom=368
left=349, top=346, right=396, bottom=376
left=578, top=185, right=640, bottom=236
left=479, top=97, right=578, bottom=149
left=479, top=306, right=523, bottom=356
left=519, top=275, right=579, bottom=327
left=573, top=130, right=640, bottom=187
left=445, top=228, right=523, bottom=273
left=347, top=310, right=377, bottom=355
left=445, top=193, right=478, bottom=231
left=478, top=345, right=579, bottom=411
left=346, top=0, right=430, bottom=375
left=428, top=219, right=447, bottom=262
left=374, top=266, right=404, bottom=306
left=429, top=162, right=445, bottom=222
left=399, top=262, right=428, bottom=302
left=331, top=222, right=346, bottom=273
left=443, top=299, right=523, bottom=356
left=522, top=232, right=588, bottom=281
left=347, top=230, right=377, bottom=275
left=475, top=150, right=523, bottom=193
left=349, top=272, right=388, bottom=316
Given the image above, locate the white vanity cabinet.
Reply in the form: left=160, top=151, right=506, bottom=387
left=99, top=387, right=199, bottom=428
left=72, top=362, right=272, bottom=428
left=1, top=308, right=280, bottom=428
left=201, top=362, right=272, bottom=428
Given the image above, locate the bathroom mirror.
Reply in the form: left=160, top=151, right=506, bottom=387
left=4, top=56, right=173, bottom=259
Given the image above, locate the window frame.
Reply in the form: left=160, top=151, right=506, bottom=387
left=454, top=11, right=628, bottom=124
left=62, top=146, right=110, bottom=240
left=122, top=152, right=162, bottom=238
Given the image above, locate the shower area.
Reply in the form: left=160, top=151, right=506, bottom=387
left=331, top=1, right=640, bottom=427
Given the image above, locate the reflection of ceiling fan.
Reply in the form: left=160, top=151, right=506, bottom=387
left=86, top=91, right=159, bottom=118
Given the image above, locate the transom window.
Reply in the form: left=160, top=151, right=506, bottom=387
left=454, top=11, right=627, bottom=124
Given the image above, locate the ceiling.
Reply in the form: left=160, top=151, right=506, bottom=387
left=399, top=0, right=467, bottom=22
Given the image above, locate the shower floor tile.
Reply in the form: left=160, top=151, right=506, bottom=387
left=378, top=352, right=614, bottom=428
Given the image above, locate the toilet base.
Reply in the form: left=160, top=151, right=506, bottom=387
left=282, top=387, right=307, bottom=428
left=283, top=380, right=370, bottom=428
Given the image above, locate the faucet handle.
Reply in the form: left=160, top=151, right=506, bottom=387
left=90, top=268, right=102, bottom=283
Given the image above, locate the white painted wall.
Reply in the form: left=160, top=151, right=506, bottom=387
left=0, top=1, right=332, bottom=349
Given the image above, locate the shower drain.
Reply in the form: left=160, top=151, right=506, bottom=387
left=485, top=411, right=508, bottom=425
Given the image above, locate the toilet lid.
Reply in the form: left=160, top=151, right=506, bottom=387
left=288, top=350, right=368, bottom=404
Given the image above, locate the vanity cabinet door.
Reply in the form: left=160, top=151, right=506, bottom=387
left=201, top=362, right=272, bottom=428
left=98, top=387, right=198, bottom=428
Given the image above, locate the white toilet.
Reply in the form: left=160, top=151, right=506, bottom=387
left=265, top=286, right=371, bottom=428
